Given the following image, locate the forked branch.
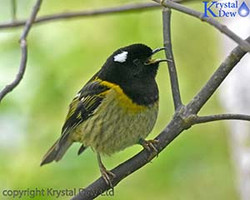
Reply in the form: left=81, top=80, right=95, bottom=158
left=0, top=0, right=43, bottom=102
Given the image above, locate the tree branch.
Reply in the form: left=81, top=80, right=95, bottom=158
left=0, top=0, right=197, bottom=30
left=71, top=117, right=185, bottom=200
left=187, top=36, right=250, bottom=114
left=194, top=114, right=250, bottom=124
left=0, top=0, right=43, bottom=102
left=153, top=0, right=250, bottom=52
left=0, top=3, right=161, bottom=30
left=71, top=12, right=250, bottom=200
left=11, top=0, right=17, bottom=21
left=162, top=8, right=183, bottom=110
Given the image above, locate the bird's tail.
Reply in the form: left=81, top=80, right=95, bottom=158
left=40, top=138, right=73, bottom=166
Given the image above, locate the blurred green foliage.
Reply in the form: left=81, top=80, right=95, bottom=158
left=0, top=0, right=238, bottom=199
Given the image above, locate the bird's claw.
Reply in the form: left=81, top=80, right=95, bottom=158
left=139, top=138, right=159, bottom=158
left=100, top=167, right=116, bottom=187
left=97, top=153, right=116, bottom=187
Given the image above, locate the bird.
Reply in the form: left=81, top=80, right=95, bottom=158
left=40, top=43, right=167, bottom=186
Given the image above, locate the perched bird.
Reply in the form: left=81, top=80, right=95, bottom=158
left=40, top=43, right=167, bottom=185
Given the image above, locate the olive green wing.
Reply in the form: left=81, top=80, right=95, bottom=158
left=40, top=80, right=110, bottom=165
left=60, top=80, right=109, bottom=141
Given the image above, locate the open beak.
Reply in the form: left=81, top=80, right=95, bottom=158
left=152, top=47, right=166, bottom=55
left=145, top=47, right=172, bottom=65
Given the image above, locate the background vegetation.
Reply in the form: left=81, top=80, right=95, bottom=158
left=0, top=0, right=238, bottom=199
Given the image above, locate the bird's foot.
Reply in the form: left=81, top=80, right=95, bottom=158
left=139, top=138, right=159, bottom=159
left=97, top=153, right=115, bottom=187
left=100, top=166, right=116, bottom=187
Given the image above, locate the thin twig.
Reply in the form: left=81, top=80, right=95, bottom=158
left=0, top=0, right=197, bottom=30
left=11, top=0, right=17, bottom=21
left=0, top=3, right=160, bottom=29
left=0, top=0, right=43, bottom=102
left=187, top=36, right=250, bottom=114
left=153, top=0, right=250, bottom=52
left=162, top=7, right=182, bottom=110
left=194, top=114, right=250, bottom=124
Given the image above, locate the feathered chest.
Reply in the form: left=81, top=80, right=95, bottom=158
left=74, top=87, right=159, bottom=155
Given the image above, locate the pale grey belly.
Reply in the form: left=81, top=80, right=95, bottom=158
left=74, top=92, right=158, bottom=155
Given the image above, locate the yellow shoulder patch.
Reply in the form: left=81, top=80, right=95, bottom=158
left=98, top=79, right=147, bottom=113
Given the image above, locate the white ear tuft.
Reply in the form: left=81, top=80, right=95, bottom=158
left=114, top=51, right=128, bottom=63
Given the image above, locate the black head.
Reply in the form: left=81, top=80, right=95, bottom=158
left=99, top=44, right=165, bottom=83
left=98, top=44, right=166, bottom=105
left=112, top=43, right=153, bottom=65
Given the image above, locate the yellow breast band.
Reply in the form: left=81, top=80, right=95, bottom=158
left=98, top=80, right=147, bottom=113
